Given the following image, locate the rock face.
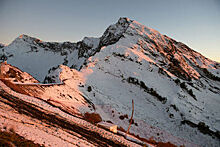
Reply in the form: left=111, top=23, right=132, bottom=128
left=0, top=17, right=220, bottom=146
left=0, top=43, right=5, bottom=48
left=99, top=17, right=132, bottom=47
left=0, top=62, right=39, bottom=83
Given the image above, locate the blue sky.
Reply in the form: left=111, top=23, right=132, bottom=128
left=0, top=0, right=219, bottom=62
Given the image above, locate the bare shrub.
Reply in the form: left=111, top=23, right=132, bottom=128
left=84, top=112, right=102, bottom=124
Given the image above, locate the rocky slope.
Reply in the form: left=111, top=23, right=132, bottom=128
left=0, top=17, right=220, bottom=146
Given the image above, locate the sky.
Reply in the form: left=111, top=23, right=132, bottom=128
left=0, top=0, right=219, bottom=62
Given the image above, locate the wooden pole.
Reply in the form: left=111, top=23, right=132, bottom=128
left=127, top=99, right=134, bottom=134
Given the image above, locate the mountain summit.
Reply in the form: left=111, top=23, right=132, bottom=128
left=0, top=18, right=219, bottom=146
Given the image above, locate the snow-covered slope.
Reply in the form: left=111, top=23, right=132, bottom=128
left=0, top=34, right=100, bottom=82
left=1, top=17, right=220, bottom=146
left=49, top=18, right=220, bottom=146
left=0, top=62, right=94, bottom=117
left=0, top=80, right=143, bottom=147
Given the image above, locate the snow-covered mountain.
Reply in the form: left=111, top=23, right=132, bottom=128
left=0, top=17, right=220, bottom=146
left=0, top=34, right=101, bottom=82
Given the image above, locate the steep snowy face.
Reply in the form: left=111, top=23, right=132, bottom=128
left=75, top=18, right=220, bottom=146
left=124, top=20, right=219, bottom=81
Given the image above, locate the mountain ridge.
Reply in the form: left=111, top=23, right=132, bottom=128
left=2, top=17, right=219, bottom=81
left=0, top=17, right=219, bottom=146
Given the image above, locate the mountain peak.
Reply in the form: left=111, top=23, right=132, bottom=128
left=99, top=17, right=133, bottom=47
left=17, top=34, right=34, bottom=40
left=117, top=17, right=132, bottom=24
left=18, top=34, right=29, bottom=39
left=12, top=34, right=43, bottom=45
